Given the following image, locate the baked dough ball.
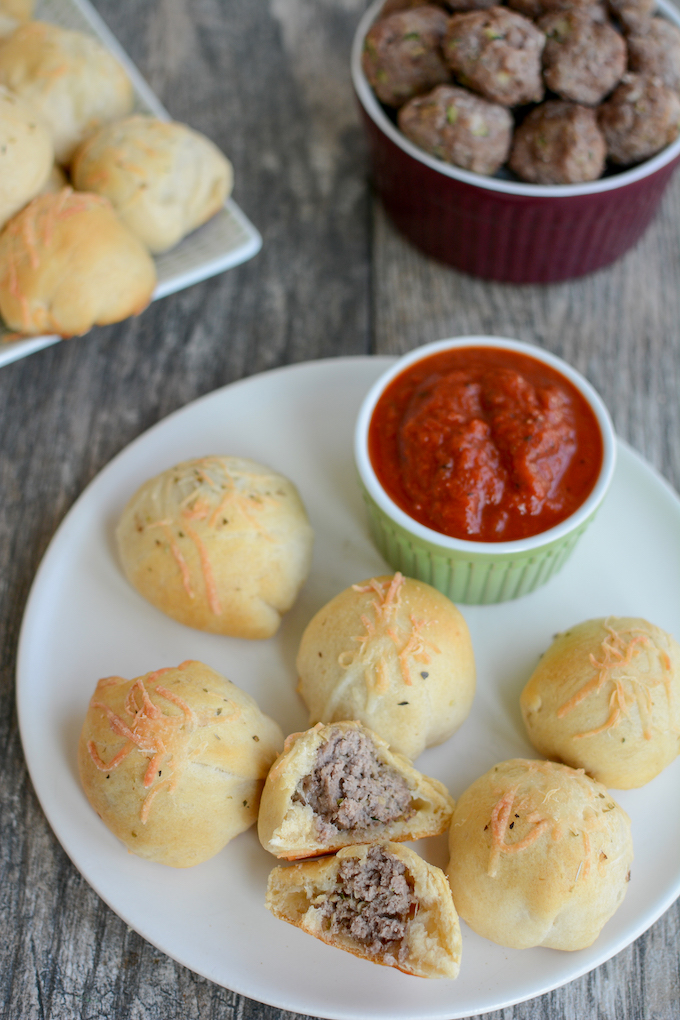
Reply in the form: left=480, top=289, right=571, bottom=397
left=296, top=573, right=475, bottom=760
left=266, top=841, right=461, bottom=978
left=447, top=758, right=633, bottom=950
left=0, top=85, right=53, bottom=228
left=0, top=22, right=134, bottom=163
left=0, top=0, right=33, bottom=39
left=71, top=115, right=233, bottom=254
left=258, top=720, right=454, bottom=859
left=116, top=456, right=314, bottom=640
left=78, top=660, right=283, bottom=867
left=0, top=189, right=156, bottom=336
left=520, top=617, right=680, bottom=788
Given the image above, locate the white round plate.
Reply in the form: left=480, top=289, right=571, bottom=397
left=17, top=357, right=680, bottom=1020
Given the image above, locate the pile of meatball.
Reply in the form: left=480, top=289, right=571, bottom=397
left=362, top=0, right=680, bottom=183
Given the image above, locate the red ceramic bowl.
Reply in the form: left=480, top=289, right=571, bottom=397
left=351, top=0, right=680, bottom=284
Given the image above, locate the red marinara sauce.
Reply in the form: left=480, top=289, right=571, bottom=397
left=368, top=347, right=603, bottom=542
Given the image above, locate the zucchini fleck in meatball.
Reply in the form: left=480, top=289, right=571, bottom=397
left=598, top=72, right=680, bottom=163
left=398, top=83, right=513, bottom=172
left=509, top=100, right=606, bottom=182
left=627, top=18, right=680, bottom=95
left=443, top=7, right=546, bottom=106
left=362, top=6, right=451, bottom=107
left=539, top=9, right=627, bottom=105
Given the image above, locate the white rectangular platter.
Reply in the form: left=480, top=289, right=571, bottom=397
left=0, top=0, right=262, bottom=368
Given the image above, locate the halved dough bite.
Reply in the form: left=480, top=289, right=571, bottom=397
left=116, top=456, right=314, bottom=639
left=520, top=617, right=680, bottom=788
left=447, top=759, right=633, bottom=951
left=78, top=660, right=283, bottom=867
left=266, top=841, right=461, bottom=979
left=297, top=573, right=475, bottom=760
left=258, top=720, right=454, bottom=859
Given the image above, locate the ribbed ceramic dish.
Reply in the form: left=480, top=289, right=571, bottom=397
left=355, top=337, right=617, bottom=604
left=0, top=0, right=262, bottom=368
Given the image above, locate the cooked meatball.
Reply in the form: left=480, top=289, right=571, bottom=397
left=362, top=6, right=451, bottom=107
left=540, top=10, right=627, bottom=104
left=398, top=83, right=513, bottom=172
left=606, top=0, right=655, bottom=36
left=628, top=18, right=680, bottom=94
left=598, top=72, right=680, bottom=162
left=509, top=100, right=606, bottom=181
left=443, top=7, right=546, bottom=106
left=507, top=0, right=597, bottom=21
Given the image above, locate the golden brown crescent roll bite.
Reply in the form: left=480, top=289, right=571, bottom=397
left=258, top=720, right=454, bottom=859
left=0, top=85, right=53, bottom=228
left=78, top=660, right=283, bottom=867
left=71, top=115, right=234, bottom=254
left=447, top=759, right=633, bottom=950
left=266, top=841, right=462, bottom=978
left=0, top=22, right=134, bottom=163
left=0, top=189, right=156, bottom=336
left=520, top=617, right=680, bottom=788
left=116, top=456, right=314, bottom=639
left=296, top=574, right=475, bottom=759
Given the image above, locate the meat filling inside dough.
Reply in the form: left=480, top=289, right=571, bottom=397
left=293, top=727, right=415, bottom=840
left=319, top=846, right=417, bottom=962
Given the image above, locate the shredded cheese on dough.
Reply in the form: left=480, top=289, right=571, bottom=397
left=86, top=671, right=237, bottom=822
left=487, top=785, right=550, bottom=877
left=485, top=762, right=615, bottom=880
left=557, top=620, right=673, bottom=740
left=340, top=574, right=438, bottom=694
left=138, top=457, right=284, bottom=616
left=1, top=190, right=111, bottom=324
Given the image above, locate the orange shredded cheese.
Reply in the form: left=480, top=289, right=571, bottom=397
left=340, top=575, right=439, bottom=694
left=87, top=673, right=235, bottom=823
left=148, top=519, right=194, bottom=599
left=487, top=785, right=550, bottom=877
left=183, top=521, right=222, bottom=616
left=0, top=189, right=111, bottom=331
left=133, top=459, right=290, bottom=618
left=556, top=620, right=672, bottom=739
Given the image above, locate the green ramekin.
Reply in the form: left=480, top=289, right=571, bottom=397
left=354, top=337, right=617, bottom=605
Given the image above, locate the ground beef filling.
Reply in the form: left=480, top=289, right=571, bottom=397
left=293, top=729, right=415, bottom=840
left=320, top=847, right=417, bottom=959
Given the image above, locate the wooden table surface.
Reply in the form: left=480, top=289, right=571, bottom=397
left=1, top=1, right=679, bottom=1018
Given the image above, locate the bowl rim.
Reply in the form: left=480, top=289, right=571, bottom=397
left=354, top=337, right=618, bottom=554
left=351, top=0, right=680, bottom=199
